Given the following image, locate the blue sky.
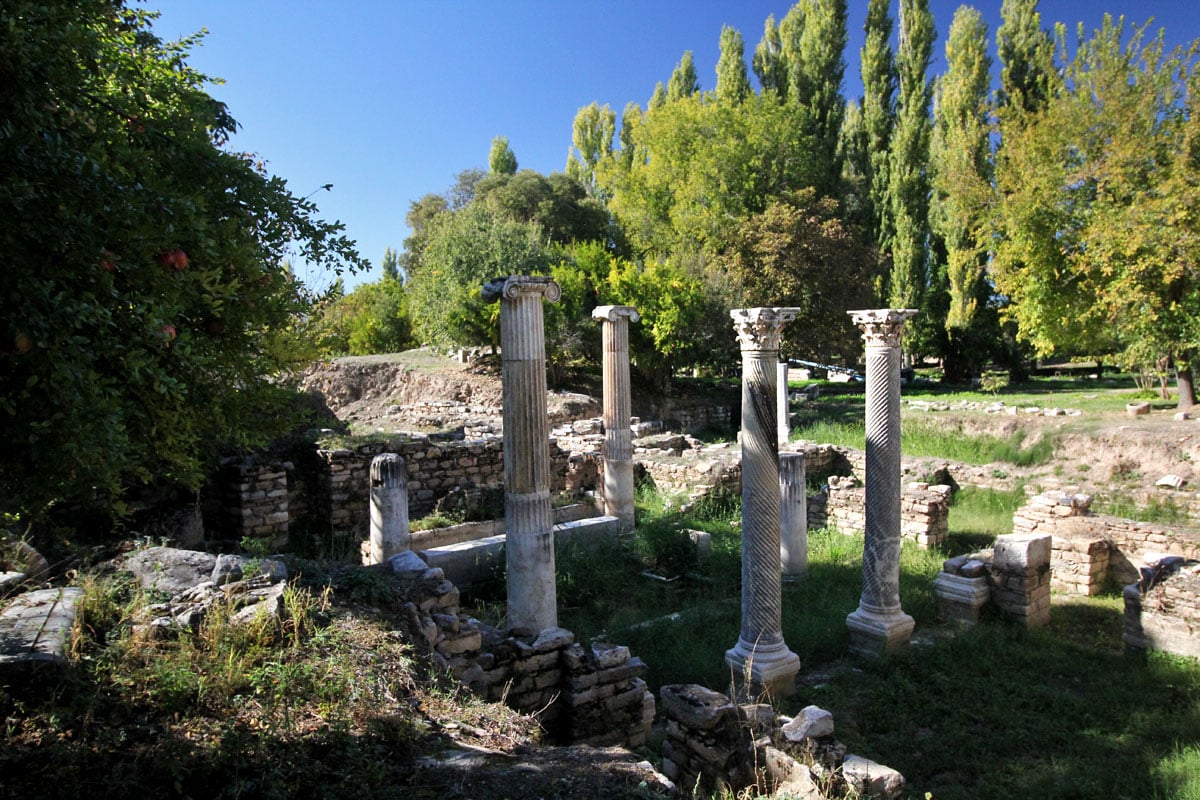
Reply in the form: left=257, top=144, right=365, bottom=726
left=151, top=1, right=1200, bottom=291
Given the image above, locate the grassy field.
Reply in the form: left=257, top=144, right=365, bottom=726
left=543, top=484, right=1200, bottom=800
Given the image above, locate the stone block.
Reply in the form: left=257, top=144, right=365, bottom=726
left=660, top=684, right=735, bottom=730
left=992, top=534, right=1051, bottom=574
left=843, top=754, right=905, bottom=799
left=781, top=705, right=834, bottom=741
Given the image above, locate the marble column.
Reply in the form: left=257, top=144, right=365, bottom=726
left=592, top=305, right=640, bottom=534
left=369, top=453, right=409, bottom=564
left=845, top=308, right=918, bottom=658
left=779, top=452, right=807, bottom=578
left=726, top=307, right=801, bottom=697
left=777, top=360, right=791, bottom=447
left=483, top=275, right=562, bottom=633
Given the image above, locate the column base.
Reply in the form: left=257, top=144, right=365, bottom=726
left=725, top=640, right=800, bottom=699
left=846, top=606, right=914, bottom=659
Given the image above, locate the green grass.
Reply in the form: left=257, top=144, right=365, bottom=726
left=796, top=601, right=1200, bottom=800
left=943, top=485, right=1025, bottom=554
left=1094, top=495, right=1192, bottom=526
left=792, top=417, right=1055, bottom=466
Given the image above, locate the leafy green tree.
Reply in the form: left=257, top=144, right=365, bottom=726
left=929, top=6, right=994, bottom=381
left=405, top=204, right=552, bottom=349
left=488, top=135, right=518, bottom=175
left=792, top=0, right=848, bottom=195
left=887, top=0, right=935, bottom=314
left=752, top=14, right=787, bottom=95
left=311, top=279, right=413, bottom=356
left=727, top=189, right=879, bottom=363
left=381, top=246, right=401, bottom=282
left=666, top=51, right=700, bottom=102
left=861, top=0, right=897, bottom=251
left=566, top=102, right=616, bottom=189
left=648, top=82, right=668, bottom=111
left=474, top=170, right=610, bottom=246
left=996, top=0, right=1057, bottom=117
left=715, top=26, right=752, bottom=104
left=0, top=1, right=365, bottom=520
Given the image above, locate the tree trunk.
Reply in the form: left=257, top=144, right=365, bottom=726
left=1177, top=361, right=1196, bottom=409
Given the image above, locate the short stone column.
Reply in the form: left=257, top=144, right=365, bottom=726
left=846, top=308, right=918, bottom=658
left=777, top=359, right=791, bottom=447
left=368, top=453, right=409, bottom=564
left=592, top=304, right=640, bottom=534
left=780, top=452, right=807, bottom=578
left=483, top=275, right=561, bottom=633
left=725, top=307, right=801, bottom=697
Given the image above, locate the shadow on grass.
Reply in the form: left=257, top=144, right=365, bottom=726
left=799, top=597, right=1200, bottom=800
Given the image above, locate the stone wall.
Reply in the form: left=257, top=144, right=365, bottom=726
left=807, top=475, right=952, bottom=549
left=934, top=533, right=1053, bottom=628
left=206, top=459, right=291, bottom=546
left=388, top=553, right=654, bottom=748
left=1012, top=491, right=1200, bottom=594
left=1124, top=564, right=1200, bottom=658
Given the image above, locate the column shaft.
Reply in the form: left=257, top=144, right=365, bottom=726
left=780, top=452, right=807, bottom=577
left=846, top=309, right=917, bottom=658
left=725, top=308, right=800, bottom=697
left=485, top=276, right=561, bottom=633
left=369, top=453, right=409, bottom=564
left=593, top=305, right=639, bottom=533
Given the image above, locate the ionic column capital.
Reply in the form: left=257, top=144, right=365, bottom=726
left=482, top=275, right=562, bottom=304
left=849, top=309, right=918, bottom=347
left=592, top=305, right=640, bottom=324
left=730, top=307, right=800, bottom=352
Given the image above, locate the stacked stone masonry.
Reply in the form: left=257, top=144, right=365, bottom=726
left=1124, top=564, right=1200, bottom=659
left=659, top=683, right=904, bottom=799
left=388, top=554, right=653, bottom=748
left=807, top=475, right=951, bottom=549
left=210, top=460, right=291, bottom=546
left=1013, top=491, right=1200, bottom=595
left=934, top=533, right=1053, bottom=628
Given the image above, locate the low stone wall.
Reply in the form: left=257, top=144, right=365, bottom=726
left=807, top=475, right=951, bottom=549
left=1013, top=491, right=1200, bottom=594
left=207, top=460, right=291, bottom=546
left=659, top=683, right=904, bottom=799
left=1124, top=564, right=1200, bottom=658
left=935, top=533, right=1052, bottom=628
left=387, top=553, right=654, bottom=748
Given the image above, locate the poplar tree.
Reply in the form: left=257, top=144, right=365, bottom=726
left=861, top=0, right=896, bottom=251
left=715, top=25, right=751, bottom=104
left=488, top=135, right=518, bottom=175
left=794, top=0, right=848, bottom=195
left=995, top=0, right=1056, bottom=118
left=666, top=51, right=700, bottom=102
left=381, top=246, right=401, bottom=282
left=887, top=0, right=935, bottom=312
left=752, top=14, right=786, bottom=95
left=929, top=7, right=993, bottom=380
left=566, top=102, right=616, bottom=189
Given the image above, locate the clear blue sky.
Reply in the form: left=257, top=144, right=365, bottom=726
left=151, top=1, right=1200, bottom=291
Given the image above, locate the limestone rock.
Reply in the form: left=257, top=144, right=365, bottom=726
left=388, top=549, right=429, bottom=576
left=1155, top=474, right=1185, bottom=489
left=842, top=754, right=905, bottom=799
left=782, top=705, right=835, bottom=742
left=660, top=683, right=735, bottom=730
left=762, top=746, right=823, bottom=799
left=211, top=553, right=287, bottom=586
left=124, top=547, right=217, bottom=594
left=4, top=540, right=50, bottom=582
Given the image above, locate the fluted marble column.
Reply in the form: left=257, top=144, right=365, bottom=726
left=846, top=308, right=918, bottom=658
left=483, top=275, right=561, bottom=633
left=725, top=307, right=801, bottom=697
left=592, top=305, right=640, bottom=534
left=779, top=452, right=807, bottom=578
left=369, top=453, right=409, bottom=564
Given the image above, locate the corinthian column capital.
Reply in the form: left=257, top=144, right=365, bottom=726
left=730, top=307, right=800, bottom=352
left=849, top=309, right=918, bottom=347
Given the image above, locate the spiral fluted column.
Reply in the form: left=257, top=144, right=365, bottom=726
left=483, top=275, right=562, bottom=633
left=592, top=305, right=640, bottom=534
left=725, top=308, right=801, bottom=698
left=846, top=308, right=918, bottom=658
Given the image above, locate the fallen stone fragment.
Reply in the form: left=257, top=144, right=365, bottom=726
left=124, top=547, right=217, bottom=594
left=843, top=753, right=905, bottom=799
left=0, top=586, right=81, bottom=675
left=1155, top=474, right=1185, bottom=489
left=782, top=705, right=834, bottom=742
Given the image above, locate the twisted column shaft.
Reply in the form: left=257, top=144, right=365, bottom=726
left=725, top=308, right=800, bottom=696
left=846, top=309, right=917, bottom=657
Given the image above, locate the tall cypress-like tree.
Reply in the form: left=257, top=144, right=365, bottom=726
left=996, top=0, right=1056, bottom=118
left=930, top=7, right=993, bottom=380
left=666, top=51, right=700, bottom=102
left=488, top=135, right=518, bottom=175
left=795, top=0, right=848, bottom=195
left=381, top=246, right=400, bottom=282
left=887, top=0, right=935, bottom=313
left=861, top=0, right=897, bottom=253
left=715, top=25, right=751, bottom=104
left=566, top=102, right=616, bottom=189
left=752, top=14, right=786, bottom=96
